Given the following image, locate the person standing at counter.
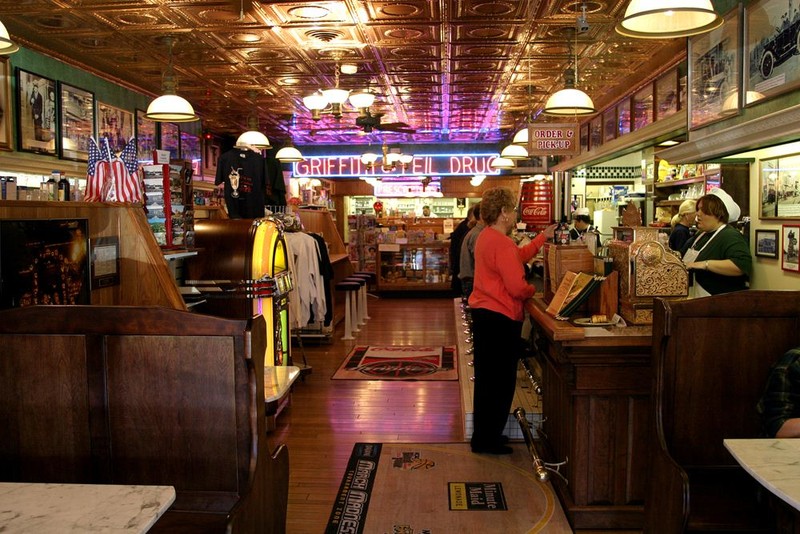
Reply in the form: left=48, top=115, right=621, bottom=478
left=468, top=187, right=553, bottom=454
left=458, top=203, right=483, bottom=298
left=568, top=207, right=594, bottom=241
left=681, top=188, right=751, bottom=297
left=450, top=205, right=477, bottom=296
left=668, top=199, right=696, bottom=252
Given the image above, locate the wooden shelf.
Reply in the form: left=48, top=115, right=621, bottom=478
left=654, top=176, right=705, bottom=188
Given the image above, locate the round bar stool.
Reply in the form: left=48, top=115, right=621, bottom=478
left=335, top=280, right=361, bottom=340
left=354, top=270, right=376, bottom=291
left=349, top=273, right=372, bottom=321
left=342, top=276, right=367, bottom=326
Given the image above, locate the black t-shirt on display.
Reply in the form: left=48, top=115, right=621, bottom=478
left=215, top=147, right=267, bottom=219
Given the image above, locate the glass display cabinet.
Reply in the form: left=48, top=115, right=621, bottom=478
left=377, top=242, right=450, bottom=291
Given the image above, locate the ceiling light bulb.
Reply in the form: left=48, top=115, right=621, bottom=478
left=340, top=64, right=358, bottom=75
left=616, top=0, right=722, bottom=39
left=321, top=88, right=349, bottom=105
left=349, top=90, right=375, bottom=110
left=145, top=94, right=198, bottom=122
left=398, top=153, right=414, bottom=164
left=512, top=127, right=529, bottom=145
left=470, top=174, right=486, bottom=187
left=276, top=143, right=304, bottom=162
left=361, top=152, right=379, bottom=165
left=236, top=130, right=271, bottom=149
left=489, top=157, right=515, bottom=170
left=385, top=152, right=401, bottom=165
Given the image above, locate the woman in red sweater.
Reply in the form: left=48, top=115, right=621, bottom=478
left=468, top=186, right=554, bottom=454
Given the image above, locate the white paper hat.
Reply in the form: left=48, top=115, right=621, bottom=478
left=709, top=187, right=740, bottom=222
left=573, top=207, right=590, bottom=217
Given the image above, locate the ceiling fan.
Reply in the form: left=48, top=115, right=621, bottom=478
left=355, top=111, right=416, bottom=134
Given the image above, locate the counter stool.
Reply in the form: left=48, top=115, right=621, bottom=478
left=335, top=280, right=361, bottom=341
left=349, top=273, right=372, bottom=321
left=354, top=270, right=376, bottom=292
left=342, top=276, right=367, bottom=327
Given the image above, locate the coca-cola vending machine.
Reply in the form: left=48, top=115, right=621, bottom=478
left=519, top=179, right=553, bottom=232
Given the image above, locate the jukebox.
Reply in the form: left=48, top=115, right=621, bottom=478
left=186, top=217, right=292, bottom=367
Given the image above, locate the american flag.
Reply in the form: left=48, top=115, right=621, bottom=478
left=118, top=136, right=138, bottom=177
left=84, top=137, right=104, bottom=201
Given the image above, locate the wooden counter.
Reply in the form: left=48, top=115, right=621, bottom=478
left=526, top=297, right=652, bottom=530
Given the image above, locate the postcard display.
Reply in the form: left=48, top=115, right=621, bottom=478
left=142, top=163, right=194, bottom=248
left=347, top=214, right=377, bottom=273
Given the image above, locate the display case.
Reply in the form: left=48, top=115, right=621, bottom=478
left=378, top=241, right=450, bottom=291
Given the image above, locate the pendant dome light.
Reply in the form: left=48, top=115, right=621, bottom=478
left=500, top=143, right=529, bottom=160
left=616, top=0, right=722, bottom=39
left=0, top=19, right=19, bottom=55
left=544, top=28, right=595, bottom=116
left=489, top=157, right=516, bottom=170
left=236, top=91, right=271, bottom=149
left=275, top=115, right=305, bottom=163
left=145, top=37, right=198, bottom=123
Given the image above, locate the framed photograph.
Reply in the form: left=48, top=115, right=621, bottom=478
left=579, top=123, right=589, bottom=153
left=616, top=98, right=631, bottom=137
left=759, top=153, right=800, bottom=219
left=689, top=7, right=740, bottom=129
left=589, top=115, right=602, bottom=149
left=655, top=69, right=680, bottom=121
left=633, top=83, right=653, bottom=130
left=160, top=122, right=180, bottom=160
left=15, top=68, right=57, bottom=155
left=745, top=0, right=800, bottom=105
left=755, top=229, right=779, bottom=258
left=603, top=109, right=616, bottom=142
left=91, top=236, right=120, bottom=288
left=58, top=83, right=94, bottom=162
left=136, top=109, right=157, bottom=164
left=180, top=129, right=202, bottom=178
left=0, top=57, right=12, bottom=151
left=781, top=224, right=800, bottom=272
left=97, top=102, right=134, bottom=154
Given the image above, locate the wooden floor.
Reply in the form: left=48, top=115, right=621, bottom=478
left=267, top=294, right=639, bottom=534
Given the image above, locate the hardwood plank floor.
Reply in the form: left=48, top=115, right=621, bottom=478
left=267, top=294, right=640, bottom=534
left=268, top=295, right=463, bottom=534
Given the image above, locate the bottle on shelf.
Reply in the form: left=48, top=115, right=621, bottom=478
left=45, top=171, right=58, bottom=201
left=57, top=172, right=70, bottom=201
left=554, top=216, right=570, bottom=245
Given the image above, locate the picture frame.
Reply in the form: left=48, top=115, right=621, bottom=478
left=759, top=152, right=800, bottom=219
left=136, top=109, right=157, bottom=164
left=96, top=102, right=134, bottom=155
left=0, top=57, right=12, bottom=151
left=744, top=0, right=800, bottom=106
left=579, top=123, right=589, bottom=153
left=754, top=228, right=779, bottom=258
left=15, top=68, right=57, bottom=156
left=688, top=7, right=740, bottom=129
left=655, top=68, right=680, bottom=121
left=589, top=115, right=602, bottom=149
left=781, top=224, right=800, bottom=272
left=603, top=109, right=616, bottom=142
left=616, top=98, right=631, bottom=137
left=91, top=236, right=121, bottom=288
left=58, top=83, right=95, bottom=162
left=180, top=129, right=202, bottom=177
left=632, top=83, right=653, bottom=130
left=160, top=122, right=180, bottom=160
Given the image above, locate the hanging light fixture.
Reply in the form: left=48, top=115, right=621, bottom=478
left=236, top=90, right=271, bottom=149
left=489, top=157, right=516, bottom=170
left=501, top=143, right=528, bottom=160
left=145, top=37, right=198, bottom=122
left=0, top=19, right=19, bottom=55
left=543, top=27, right=595, bottom=116
left=616, top=0, right=722, bottom=39
left=512, top=61, right=536, bottom=145
left=470, top=174, right=487, bottom=187
left=304, top=62, right=375, bottom=120
left=361, top=144, right=414, bottom=172
left=275, top=115, right=305, bottom=162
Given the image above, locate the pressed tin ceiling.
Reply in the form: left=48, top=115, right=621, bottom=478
left=1, top=0, right=684, bottom=147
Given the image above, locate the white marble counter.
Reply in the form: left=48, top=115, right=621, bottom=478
left=724, top=438, right=800, bottom=511
left=0, top=482, right=175, bottom=533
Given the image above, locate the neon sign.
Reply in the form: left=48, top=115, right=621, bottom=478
left=292, top=153, right=501, bottom=177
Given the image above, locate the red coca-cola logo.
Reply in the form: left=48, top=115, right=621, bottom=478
left=520, top=201, right=551, bottom=223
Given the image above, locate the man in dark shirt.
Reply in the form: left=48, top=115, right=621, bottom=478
left=757, top=347, right=800, bottom=437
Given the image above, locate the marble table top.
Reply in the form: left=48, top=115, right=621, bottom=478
left=724, top=438, right=800, bottom=511
left=265, top=365, right=301, bottom=403
left=0, top=482, right=175, bottom=533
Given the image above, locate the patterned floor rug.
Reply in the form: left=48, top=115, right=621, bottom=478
left=325, top=442, right=572, bottom=534
left=331, top=345, right=459, bottom=381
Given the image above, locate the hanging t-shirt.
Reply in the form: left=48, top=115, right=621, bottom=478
left=215, top=147, right=266, bottom=218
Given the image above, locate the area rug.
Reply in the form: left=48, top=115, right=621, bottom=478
left=325, top=442, right=571, bottom=534
left=331, top=345, right=458, bottom=381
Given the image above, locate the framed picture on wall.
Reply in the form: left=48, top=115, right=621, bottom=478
left=0, top=57, right=12, bottom=151
left=616, top=98, right=631, bottom=136
left=781, top=224, right=800, bottom=271
left=579, top=123, right=589, bottom=153
left=655, top=69, right=679, bottom=120
left=136, top=109, right=157, bottom=164
left=589, top=115, right=602, bottom=149
left=15, top=68, right=57, bottom=156
left=759, top=153, right=800, bottom=219
left=58, top=83, right=94, bottom=162
left=633, top=83, right=653, bottom=130
left=603, top=109, right=616, bottom=142
left=755, top=229, right=779, bottom=258
left=745, top=0, right=800, bottom=106
left=160, top=122, right=180, bottom=160
left=688, top=6, right=741, bottom=129
left=97, top=102, right=134, bottom=154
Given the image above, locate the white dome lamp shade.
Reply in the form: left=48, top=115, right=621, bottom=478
left=0, top=20, right=19, bottom=55
left=145, top=38, right=198, bottom=123
left=500, top=143, right=529, bottom=160
left=616, top=0, right=722, bottom=39
left=512, top=127, right=529, bottom=145
left=236, top=110, right=271, bottom=150
left=275, top=140, right=305, bottom=163
left=489, top=157, right=516, bottom=170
